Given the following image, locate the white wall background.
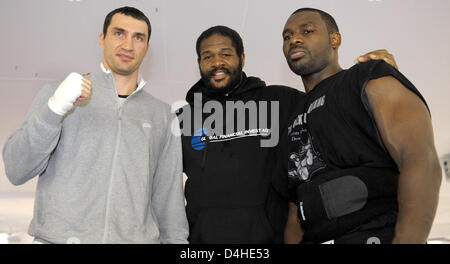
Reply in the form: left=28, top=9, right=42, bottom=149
left=1, top=0, right=450, bottom=236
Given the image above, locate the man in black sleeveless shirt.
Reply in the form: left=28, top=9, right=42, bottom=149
left=282, top=8, right=442, bottom=244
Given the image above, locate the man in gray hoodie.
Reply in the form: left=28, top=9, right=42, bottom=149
left=2, top=6, right=189, bottom=244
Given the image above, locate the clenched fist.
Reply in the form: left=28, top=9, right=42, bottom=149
left=48, top=72, right=92, bottom=115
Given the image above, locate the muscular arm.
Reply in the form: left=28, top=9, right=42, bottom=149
left=284, top=202, right=304, bottom=244
left=365, top=76, right=442, bottom=244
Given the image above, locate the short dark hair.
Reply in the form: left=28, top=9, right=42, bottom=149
left=196, top=26, right=244, bottom=59
left=103, top=6, right=152, bottom=43
left=291, top=8, right=339, bottom=34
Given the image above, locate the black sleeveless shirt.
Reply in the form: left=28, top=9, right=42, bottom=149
left=284, top=60, right=428, bottom=242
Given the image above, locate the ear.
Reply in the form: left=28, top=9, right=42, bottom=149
left=99, top=33, right=105, bottom=49
left=240, top=53, right=246, bottom=69
left=330, top=32, right=341, bottom=50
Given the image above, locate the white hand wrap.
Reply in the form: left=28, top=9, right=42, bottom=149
left=48, top=72, right=83, bottom=115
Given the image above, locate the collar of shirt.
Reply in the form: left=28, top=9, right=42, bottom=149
left=100, top=63, right=147, bottom=92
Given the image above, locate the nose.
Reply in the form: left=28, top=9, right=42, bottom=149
left=211, top=55, right=225, bottom=69
left=290, top=33, right=304, bottom=47
left=122, top=36, right=134, bottom=51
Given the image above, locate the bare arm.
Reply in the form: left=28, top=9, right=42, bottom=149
left=284, top=202, right=304, bottom=244
left=365, top=76, right=442, bottom=244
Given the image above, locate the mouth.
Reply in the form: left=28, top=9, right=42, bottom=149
left=210, top=69, right=229, bottom=82
left=117, top=53, right=134, bottom=62
left=289, top=48, right=307, bottom=60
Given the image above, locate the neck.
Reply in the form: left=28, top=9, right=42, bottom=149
left=112, top=71, right=139, bottom=96
left=302, top=61, right=342, bottom=93
left=102, top=61, right=140, bottom=95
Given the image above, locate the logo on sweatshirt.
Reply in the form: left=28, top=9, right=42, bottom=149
left=191, top=128, right=207, bottom=150
left=176, top=93, right=280, bottom=148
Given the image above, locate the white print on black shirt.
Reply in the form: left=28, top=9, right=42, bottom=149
left=201, top=128, right=270, bottom=143
left=177, top=93, right=280, bottom=147
left=288, top=95, right=326, bottom=182
left=288, top=129, right=325, bottom=182
left=288, top=95, right=325, bottom=134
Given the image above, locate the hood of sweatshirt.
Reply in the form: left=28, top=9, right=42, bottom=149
left=185, top=72, right=266, bottom=105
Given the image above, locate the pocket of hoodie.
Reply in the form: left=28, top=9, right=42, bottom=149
left=191, top=207, right=274, bottom=244
left=188, top=210, right=206, bottom=243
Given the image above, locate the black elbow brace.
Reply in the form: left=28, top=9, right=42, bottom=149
left=296, top=167, right=398, bottom=243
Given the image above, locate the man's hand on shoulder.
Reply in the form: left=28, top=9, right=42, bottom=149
left=355, top=49, right=398, bottom=70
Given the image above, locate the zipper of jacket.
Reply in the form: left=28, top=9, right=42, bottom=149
left=102, top=78, right=141, bottom=243
left=102, top=75, right=124, bottom=243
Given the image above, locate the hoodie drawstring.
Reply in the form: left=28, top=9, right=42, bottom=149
left=201, top=135, right=209, bottom=170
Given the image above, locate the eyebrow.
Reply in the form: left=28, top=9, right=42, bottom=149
left=200, top=48, right=234, bottom=56
left=283, top=23, right=316, bottom=35
left=300, top=23, right=315, bottom=27
left=112, top=27, right=125, bottom=32
left=282, top=29, right=292, bottom=35
left=112, top=27, right=147, bottom=38
left=220, top=48, right=234, bottom=52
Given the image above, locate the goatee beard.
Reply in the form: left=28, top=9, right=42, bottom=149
left=288, top=56, right=315, bottom=77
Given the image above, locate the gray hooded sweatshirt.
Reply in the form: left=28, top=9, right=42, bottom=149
left=2, top=68, right=189, bottom=244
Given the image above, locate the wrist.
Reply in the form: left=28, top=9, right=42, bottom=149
left=392, top=231, right=428, bottom=244
left=48, top=96, right=74, bottom=116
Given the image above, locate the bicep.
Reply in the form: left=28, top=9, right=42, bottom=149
left=365, top=76, right=435, bottom=168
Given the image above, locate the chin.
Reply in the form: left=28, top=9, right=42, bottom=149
left=289, top=63, right=309, bottom=76
left=211, top=85, right=228, bottom=90
left=114, top=66, right=137, bottom=75
left=209, top=81, right=229, bottom=90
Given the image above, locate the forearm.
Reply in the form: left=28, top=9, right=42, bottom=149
left=153, top=182, right=188, bottom=244
left=284, top=221, right=304, bottom=244
left=152, top=167, right=188, bottom=244
left=284, top=202, right=304, bottom=244
left=3, top=88, right=63, bottom=185
left=393, top=158, right=442, bottom=244
left=152, top=117, right=189, bottom=244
